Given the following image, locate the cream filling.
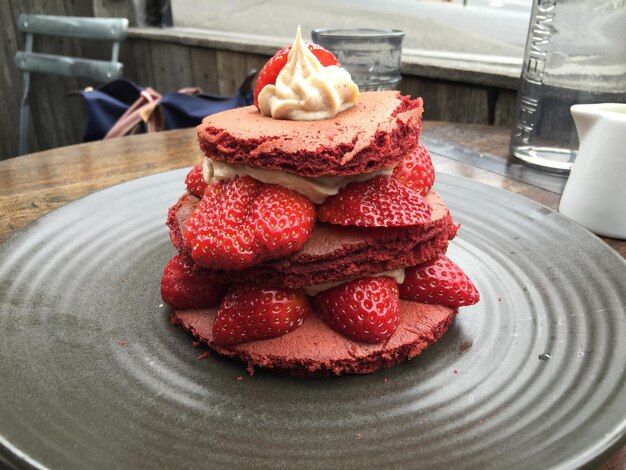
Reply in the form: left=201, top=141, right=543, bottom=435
left=303, top=269, right=406, bottom=296
left=257, top=25, right=359, bottom=121
left=203, top=157, right=394, bottom=204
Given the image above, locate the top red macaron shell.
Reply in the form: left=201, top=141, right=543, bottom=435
left=197, top=91, right=424, bottom=177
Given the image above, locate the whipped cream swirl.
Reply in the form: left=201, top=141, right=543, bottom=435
left=258, top=26, right=359, bottom=120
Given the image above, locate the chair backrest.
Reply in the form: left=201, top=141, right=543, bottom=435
left=14, top=14, right=129, bottom=155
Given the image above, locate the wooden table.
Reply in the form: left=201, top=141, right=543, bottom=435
left=0, top=122, right=624, bottom=468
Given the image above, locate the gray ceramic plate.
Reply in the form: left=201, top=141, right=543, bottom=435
left=1, top=170, right=625, bottom=469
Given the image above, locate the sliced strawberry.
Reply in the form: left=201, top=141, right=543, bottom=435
left=160, top=254, right=226, bottom=309
left=318, top=175, right=432, bottom=227
left=213, top=285, right=311, bottom=346
left=399, top=254, right=480, bottom=308
left=392, top=145, right=435, bottom=196
left=185, top=163, right=207, bottom=198
left=184, top=176, right=316, bottom=270
left=313, top=277, right=400, bottom=344
left=254, top=43, right=339, bottom=108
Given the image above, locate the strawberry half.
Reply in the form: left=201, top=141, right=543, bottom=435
left=213, top=285, right=311, bottom=346
left=160, top=254, right=226, bottom=309
left=184, top=176, right=316, bottom=270
left=313, top=277, right=400, bottom=344
left=318, top=175, right=432, bottom=227
left=399, top=255, right=480, bottom=308
left=392, top=145, right=435, bottom=196
left=185, top=163, right=207, bottom=198
left=254, top=43, right=339, bottom=108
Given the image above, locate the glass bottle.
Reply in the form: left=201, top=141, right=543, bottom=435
left=510, top=0, right=626, bottom=172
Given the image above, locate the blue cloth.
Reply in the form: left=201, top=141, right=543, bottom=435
left=80, top=80, right=138, bottom=141
left=80, top=80, right=253, bottom=141
left=159, top=90, right=251, bottom=130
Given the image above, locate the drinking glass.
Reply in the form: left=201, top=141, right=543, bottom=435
left=311, top=28, right=405, bottom=91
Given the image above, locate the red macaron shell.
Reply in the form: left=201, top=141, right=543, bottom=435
left=172, top=300, right=457, bottom=377
left=197, top=91, right=423, bottom=177
left=168, top=191, right=455, bottom=288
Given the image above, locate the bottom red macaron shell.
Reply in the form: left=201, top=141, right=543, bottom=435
left=171, top=300, right=456, bottom=377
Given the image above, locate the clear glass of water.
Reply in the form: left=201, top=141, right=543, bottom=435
left=510, top=0, right=626, bottom=172
left=311, top=28, right=405, bottom=91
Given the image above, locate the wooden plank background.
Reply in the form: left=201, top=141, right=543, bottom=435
left=0, top=0, right=517, bottom=160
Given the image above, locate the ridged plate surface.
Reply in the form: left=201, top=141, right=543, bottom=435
left=1, top=170, right=625, bottom=469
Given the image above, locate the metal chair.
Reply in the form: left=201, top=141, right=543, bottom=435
left=14, top=14, right=128, bottom=155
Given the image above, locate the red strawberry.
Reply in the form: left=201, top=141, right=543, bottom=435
left=313, top=277, right=400, bottom=344
left=392, top=145, right=435, bottom=196
left=254, top=43, right=339, bottom=108
left=318, top=175, right=432, bottom=227
left=399, top=255, right=480, bottom=308
left=213, top=286, right=311, bottom=346
left=184, top=176, right=316, bottom=270
left=160, top=254, right=226, bottom=309
left=185, top=163, right=207, bottom=198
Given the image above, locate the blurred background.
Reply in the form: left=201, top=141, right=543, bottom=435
left=0, top=0, right=533, bottom=159
left=172, top=0, right=531, bottom=56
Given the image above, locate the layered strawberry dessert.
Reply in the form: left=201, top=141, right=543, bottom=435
left=161, top=28, right=479, bottom=377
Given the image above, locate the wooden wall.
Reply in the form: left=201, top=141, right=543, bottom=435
left=0, top=0, right=517, bottom=159
left=122, top=37, right=517, bottom=128
left=120, top=39, right=269, bottom=99
left=402, top=76, right=516, bottom=127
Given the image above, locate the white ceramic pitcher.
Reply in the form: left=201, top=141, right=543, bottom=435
left=559, top=104, right=626, bottom=239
